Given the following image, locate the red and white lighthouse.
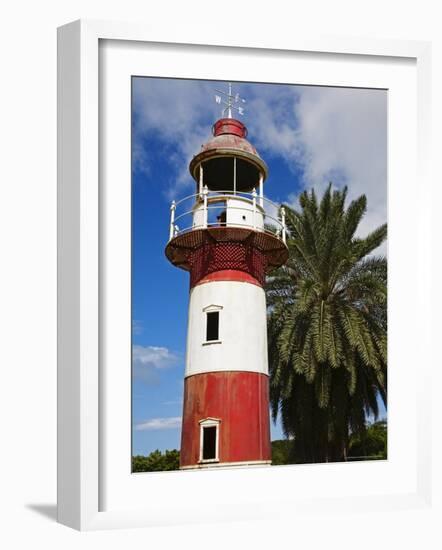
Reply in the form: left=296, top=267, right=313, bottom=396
left=165, top=85, right=288, bottom=469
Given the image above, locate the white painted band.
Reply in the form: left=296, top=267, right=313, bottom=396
left=185, top=280, right=269, bottom=377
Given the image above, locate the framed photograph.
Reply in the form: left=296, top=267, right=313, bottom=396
left=57, top=20, right=432, bottom=530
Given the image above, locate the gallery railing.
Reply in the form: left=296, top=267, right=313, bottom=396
left=168, top=187, right=286, bottom=244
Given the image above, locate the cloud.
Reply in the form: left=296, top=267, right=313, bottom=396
left=132, top=78, right=220, bottom=195
left=244, top=83, right=302, bottom=168
left=249, top=84, right=387, bottom=248
left=289, top=86, right=387, bottom=251
left=135, top=417, right=182, bottom=431
left=251, top=85, right=387, bottom=254
left=132, top=345, right=180, bottom=383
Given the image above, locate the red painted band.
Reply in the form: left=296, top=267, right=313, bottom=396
left=180, top=371, right=271, bottom=468
left=193, top=269, right=262, bottom=288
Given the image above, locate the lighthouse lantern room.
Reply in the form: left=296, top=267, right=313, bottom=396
left=165, top=84, right=288, bottom=469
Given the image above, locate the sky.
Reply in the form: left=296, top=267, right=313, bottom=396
left=131, top=77, right=387, bottom=456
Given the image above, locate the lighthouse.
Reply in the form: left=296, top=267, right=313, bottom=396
left=165, top=84, right=288, bottom=469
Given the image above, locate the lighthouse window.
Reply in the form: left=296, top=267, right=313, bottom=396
left=199, top=418, right=220, bottom=463
left=202, top=426, right=217, bottom=460
left=206, top=311, right=219, bottom=342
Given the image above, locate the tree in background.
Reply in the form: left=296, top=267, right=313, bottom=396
left=132, top=449, right=180, bottom=472
left=271, top=439, right=294, bottom=465
left=348, top=420, right=387, bottom=461
left=267, top=185, right=387, bottom=463
left=272, top=420, right=387, bottom=466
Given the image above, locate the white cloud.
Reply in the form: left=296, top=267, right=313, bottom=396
left=135, top=417, right=182, bottom=431
left=132, top=345, right=180, bottom=383
left=133, top=345, right=178, bottom=369
left=290, top=86, right=387, bottom=251
left=246, top=84, right=301, bottom=165
left=249, top=85, right=387, bottom=249
left=133, top=78, right=220, bottom=195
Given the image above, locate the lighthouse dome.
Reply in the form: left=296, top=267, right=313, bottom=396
left=189, top=118, right=268, bottom=193
left=200, top=132, right=258, bottom=156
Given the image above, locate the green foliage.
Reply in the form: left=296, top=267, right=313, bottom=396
left=132, top=449, right=180, bottom=472
left=271, top=423, right=387, bottom=465
left=348, top=420, right=387, bottom=460
left=267, top=184, right=387, bottom=463
left=271, top=439, right=295, bottom=465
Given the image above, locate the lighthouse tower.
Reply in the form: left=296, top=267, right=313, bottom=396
left=165, top=85, right=288, bottom=469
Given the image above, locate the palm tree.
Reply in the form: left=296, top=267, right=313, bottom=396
left=267, top=185, right=387, bottom=463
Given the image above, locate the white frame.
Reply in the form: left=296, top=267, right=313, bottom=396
left=57, top=19, right=432, bottom=531
left=203, top=305, right=223, bottom=344
left=198, top=418, right=221, bottom=464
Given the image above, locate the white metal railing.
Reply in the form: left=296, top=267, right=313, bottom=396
left=168, top=186, right=286, bottom=244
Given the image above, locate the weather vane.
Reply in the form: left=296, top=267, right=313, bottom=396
left=214, top=82, right=246, bottom=119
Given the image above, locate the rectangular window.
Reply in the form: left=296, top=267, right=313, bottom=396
left=206, top=311, right=219, bottom=342
left=202, top=426, right=217, bottom=460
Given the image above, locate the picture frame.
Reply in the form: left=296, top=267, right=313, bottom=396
left=57, top=19, right=432, bottom=531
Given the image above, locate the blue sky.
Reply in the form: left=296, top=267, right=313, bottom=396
left=131, top=77, right=387, bottom=456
